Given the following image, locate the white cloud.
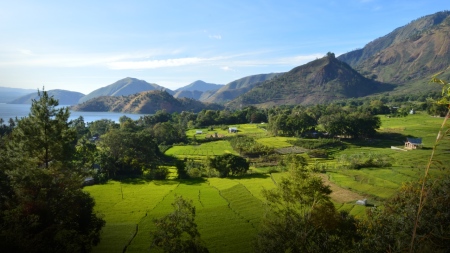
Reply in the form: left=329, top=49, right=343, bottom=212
left=108, top=57, right=205, bottom=70
left=19, top=49, right=33, bottom=55
left=275, top=54, right=325, bottom=65
left=209, top=34, right=222, bottom=40
left=220, top=66, right=234, bottom=71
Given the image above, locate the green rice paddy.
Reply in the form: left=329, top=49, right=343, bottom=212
left=85, top=112, right=450, bottom=252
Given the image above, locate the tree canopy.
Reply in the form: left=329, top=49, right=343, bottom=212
left=0, top=89, right=104, bottom=253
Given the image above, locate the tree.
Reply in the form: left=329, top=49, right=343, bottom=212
left=86, top=119, right=118, bottom=136
left=207, top=153, right=249, bottom=178
left=70, top=116, right=89, bottom=139
left=97, top=128, right=161, bottom=178
left=255, top=169, right=359, bottom=253
left=319, top=112, right=380, bottom=138
left=11, top=90, right=76, bottom=168
left=0, top=89, right=105, bottom=253
left=152, top=122, right=186, bottom=145
left=175, top=159, right=189, bottom=179
left=151, top=196, right=208, bottom=253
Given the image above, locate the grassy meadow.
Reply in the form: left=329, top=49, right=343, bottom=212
left=85, top=113, right=449, bottom=253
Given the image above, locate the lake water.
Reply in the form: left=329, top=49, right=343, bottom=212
left=0, top=104, right=149, bottom=123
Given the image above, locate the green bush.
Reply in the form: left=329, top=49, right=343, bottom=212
left=337, top=152, right=392, bottom=169
left=229, top=135, right=273, bottom=157
left=288, top=138, right=345, bottom=150
left=307, top=149, right=329, bottom=158
left=147, top=167, right=169, bottom=180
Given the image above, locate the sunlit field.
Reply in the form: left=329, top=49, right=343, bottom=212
left=86, top=112, right=449, bottom=252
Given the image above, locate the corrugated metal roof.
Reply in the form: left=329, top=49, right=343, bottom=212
left=406, top=138, right=422, bottom=144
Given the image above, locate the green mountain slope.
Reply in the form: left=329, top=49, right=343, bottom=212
left=73, top=90, right=223, bottom=114
left=228, top=54, right=393, bottom=108
left=201, top=73, right=280, bottom=103
left=8, top=89, right=85, bottom=105
left=78, top=77, right=171, bottom=104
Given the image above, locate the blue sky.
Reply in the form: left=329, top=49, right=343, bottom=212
left=0, top=0, right=449, bottom=94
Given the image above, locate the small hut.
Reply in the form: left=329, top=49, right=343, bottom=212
left=404, top=138, right=422, bottom=150
left=228, top=127, right=238, bottom=133
left=356, top=199, right=367, bottom=206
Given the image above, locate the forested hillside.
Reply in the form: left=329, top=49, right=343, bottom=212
left=228, top=54, right=393, bottom=108
left=73, top=90, right=223, bottom=114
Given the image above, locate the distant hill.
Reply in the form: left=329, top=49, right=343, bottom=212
left=201, top=73, right=280, bottom=103
left=173, top=90, right=204, bottom=100
left=175, top=80, right=224, bottom=92
left=0, top=87, right=35, bottom=103
left=78, top=77, right=172, bottom=104
left=338, top=11, right=450, bottom=93
left=228, top=54, right=393, bottom=108
left=73, top=90, right=223, bottom=114
left=8, top=89, right=85, bottom=105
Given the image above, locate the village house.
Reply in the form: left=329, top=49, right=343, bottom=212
left=404, top=137, right=422, bottom=150
left=356, top=199, right=367, bottom=206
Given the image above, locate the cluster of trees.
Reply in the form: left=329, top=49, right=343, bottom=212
left=266, top=106, right=381, bottom=138
left=229, top=135, right=273, bottom=157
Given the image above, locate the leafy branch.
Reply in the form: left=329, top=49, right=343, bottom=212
left=410, top=77, right=450, bottom=252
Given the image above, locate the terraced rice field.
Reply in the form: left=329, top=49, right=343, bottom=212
left=164, top=140, right=237, bottom=159
left=85, top=177, right=276, bottom=253
left=86, top=112, right=450, bottom=252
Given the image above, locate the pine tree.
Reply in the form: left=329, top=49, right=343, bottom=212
left=0, top=89, right=104, bottom=253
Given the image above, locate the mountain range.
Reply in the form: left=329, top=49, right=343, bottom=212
left=5, top=11, right=450, bottom=112
left=8, top=89, right=84, bottom=105
left=338, top=11, right=450, bottom=94
left=228, top=54, right=394, bottom=108
left=0, top=87, right=36, bottom=103
left=72, top=90, right=223, bottom=114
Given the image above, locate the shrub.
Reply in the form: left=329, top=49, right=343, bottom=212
left=207, top=153, right=250, bottom=178
left=307, top=149, right=329, bottom=158
left=147, top=167, right=169, bottom=180
left=337, top=153, right=392, bottom=169
left=228, top=135, right=273, bottom=157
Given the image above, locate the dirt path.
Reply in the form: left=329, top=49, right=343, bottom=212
left=318, top=174, right=365, bottom=203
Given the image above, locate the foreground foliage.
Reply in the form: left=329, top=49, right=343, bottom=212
left=0, top=90, right=105, bottom=253
left=357, top=174, right=450, bottom=252
left=255, top=168, right=359, bottom=253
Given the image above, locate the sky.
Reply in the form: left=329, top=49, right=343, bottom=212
left=0, top=0, right=449, bottom=94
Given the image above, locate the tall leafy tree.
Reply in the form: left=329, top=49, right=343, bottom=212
left=97, top=128, right=161, bottom=178
left=151, top=196, right=209, bottom=253
left=0, top=89, right=104, bottom=253
left=255, top=168, right=359, bottom=252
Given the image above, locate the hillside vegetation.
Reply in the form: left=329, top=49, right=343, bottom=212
left=73, top=90, right=223, bottom=114
left=228, top=54, right=393, bottom=108
left=84, top=113, right=449, bottom=253
left=78, top=77, right=170, bottom=104
left=202, top=73, right=280, bottom=103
